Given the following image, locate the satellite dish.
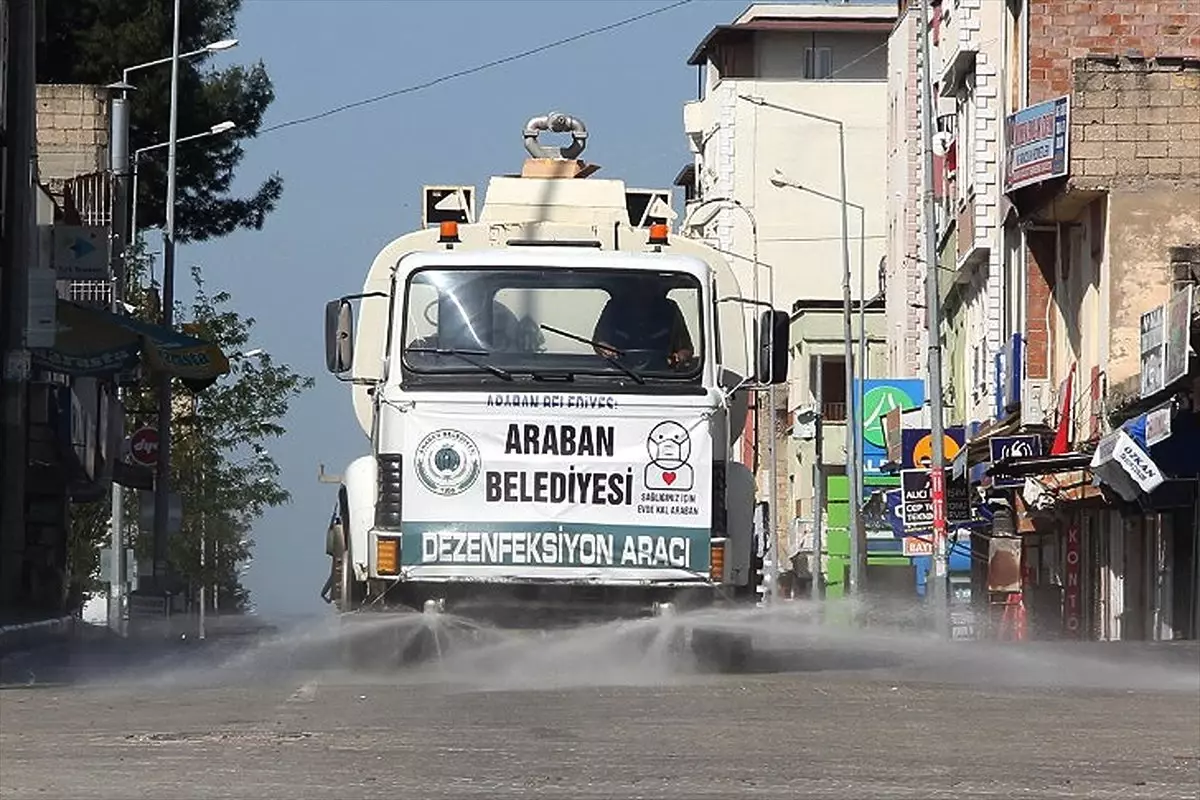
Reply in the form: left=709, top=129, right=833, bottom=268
left=932, top=132, right=953, bottom=157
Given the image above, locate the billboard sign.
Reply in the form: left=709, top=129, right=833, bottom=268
left=988, top=434, right=1043, bottom=490
left=903, top=536, right=933, bottom=557
left=1004, top=95, right=1070, bottom=192
left=856, top=379, right=925, bottom=476
left=901, top=468, right=971, bottom=531
left=1140, top=302, right=1167, bottom=398
left=1164, top=284, right=1193, bottom=388
left=900, top=426, right=965, bottom=470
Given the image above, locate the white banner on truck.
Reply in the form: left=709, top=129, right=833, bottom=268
left=397, top=400, right=713, bottom=573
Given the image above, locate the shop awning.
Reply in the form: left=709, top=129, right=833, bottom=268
left=31, top=300, right=230, bottom=386
left=1086, top=403, right=1200, bottom=506
left=1121, top=404, right=1200, bottom=480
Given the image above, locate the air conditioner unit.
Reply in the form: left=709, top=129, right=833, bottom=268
left=1021, top=378, right=1051, bottom=427
left=792, top=406, right=818, bottom=440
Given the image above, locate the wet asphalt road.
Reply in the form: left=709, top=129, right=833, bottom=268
left=1, top=614, right=1198, bottom=799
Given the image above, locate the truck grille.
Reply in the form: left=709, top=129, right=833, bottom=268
left=375, top=454, right=403, bottom=529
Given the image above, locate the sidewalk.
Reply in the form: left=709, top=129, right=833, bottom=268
left=0, top=615, right=80, bottom=657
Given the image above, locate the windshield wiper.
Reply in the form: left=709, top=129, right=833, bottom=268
left=404, top=346, right=513, bottom=381
left=538, top=324, right=645, bottom=385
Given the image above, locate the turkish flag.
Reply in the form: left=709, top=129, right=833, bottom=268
left=1050, top=365, right=1075, bottom=456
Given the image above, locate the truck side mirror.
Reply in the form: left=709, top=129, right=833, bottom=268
left=325, top=299, right=355, bottom=374
left=756, top=309, right=790, bottom=385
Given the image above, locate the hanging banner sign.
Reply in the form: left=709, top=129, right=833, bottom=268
left=399, top=402, right=713, bottom=578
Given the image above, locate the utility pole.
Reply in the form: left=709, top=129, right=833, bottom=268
left=0, top=0, right=37, bottom=611
left=811, top=357, right=826, bottom=603
left=153, top=0, right=183, bottom=588
left=108, top=84, right=132, bottom=635
left=919, top=0, right=950, bottom=636
left=854, top=207, right=868, bottom=599
left=836, top=123, right=862, bottom=599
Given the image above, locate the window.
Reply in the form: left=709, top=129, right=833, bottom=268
left=401, top=268, right=703, bottom=384
left=804, top=47, right=833, bottom=80
left=812, top=356, right=847, bottom=421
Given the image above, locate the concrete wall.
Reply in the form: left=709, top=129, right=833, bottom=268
left=35, top=84, right=109, bottom=185
left=1107, top=188, right=1200, bottom=391
left=1068, top=57, right=1200, bottom=396
left=1069, top=58, right=1200, bottom=185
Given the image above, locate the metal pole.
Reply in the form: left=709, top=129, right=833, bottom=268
left=855, top=207, right=867, bottom=588
left=153, top=0, right=183, bottom=589
left=812, top=355, right=825, bottom=603
left=130, top=159, right=140, bottom=278
left=755, top=223, right=781, bottom=605
left=0, top=0, right=37, bottom=611
left=837, top=123, right=861, bottom=598
left=108, top=89, right=131, bottom=636
left=198, top=464, right=206, bottom=640
left=919, top=0, right=950, bottom=636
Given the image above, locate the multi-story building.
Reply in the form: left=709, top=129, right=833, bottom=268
left=887, top=0, right=1200, bottom=639
left=677, top=2, right=896, bottom=596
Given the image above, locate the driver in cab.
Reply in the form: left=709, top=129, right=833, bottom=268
left=591, top=276, right=694, bottom=369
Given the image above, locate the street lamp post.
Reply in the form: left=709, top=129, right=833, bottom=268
left=107, top=33, right=239, bottom=626
left=769, top=169, right=870, bottom=558
left=681, top=197, right=782, bottom=604
left=740, top=95, right=862, bottom=598
left=130, top=122, right=237, bottom=275
left=918, top=0, right=950, bottom=635
left=151, top=0, right=185, bottom=591
left=121, top=38, right=238, bottom=87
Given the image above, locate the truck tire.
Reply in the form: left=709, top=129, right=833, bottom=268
left=336, top=488, right=366, bottom=614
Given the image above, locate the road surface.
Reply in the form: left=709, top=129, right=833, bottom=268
left=2, top=610, right=1197, bottom=799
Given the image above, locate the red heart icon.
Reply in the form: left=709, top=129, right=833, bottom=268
left=662, top=472, right=676, bottom=485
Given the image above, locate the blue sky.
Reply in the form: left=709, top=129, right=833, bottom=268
left=179, top=0, right=884, bottom=618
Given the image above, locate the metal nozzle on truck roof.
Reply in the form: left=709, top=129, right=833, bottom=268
left=523, top=111, right=588, bottom=160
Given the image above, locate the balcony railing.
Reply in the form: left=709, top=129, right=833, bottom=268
left=60, top=170, right=114, bottom=308
left=822, top=401, right=847, bottom=422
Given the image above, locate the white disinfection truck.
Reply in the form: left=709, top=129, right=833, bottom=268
left=321, top=114, right=788, bottom=668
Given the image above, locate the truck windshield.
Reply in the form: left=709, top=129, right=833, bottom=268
left=401, top=267, right=703, bottom=382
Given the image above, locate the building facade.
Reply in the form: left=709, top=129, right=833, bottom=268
left=678, top=2, right=895, bottom=592
left=886, top=0, right=1200, bottom=639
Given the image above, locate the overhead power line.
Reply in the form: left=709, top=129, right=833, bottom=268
left=259, top=0, right=697, bottom=135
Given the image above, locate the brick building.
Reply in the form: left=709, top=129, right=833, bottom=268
left=886, top=0, right=1200, bottom=640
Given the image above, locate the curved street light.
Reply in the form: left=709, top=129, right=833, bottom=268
left=121, top=38, right=240, bottom=84
left=738, top=93, right=863, bottom=600
left=129, top=120, right=239, bottom=277
left=680, top=196, right=785, bottom=605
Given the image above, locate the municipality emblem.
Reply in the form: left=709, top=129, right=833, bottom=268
left=414, top=429, right=481, bottom=496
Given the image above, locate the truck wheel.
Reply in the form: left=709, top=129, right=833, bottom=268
left=336, top=488, right=366, bottom=613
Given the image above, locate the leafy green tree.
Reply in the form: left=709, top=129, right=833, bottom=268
left=38, top=0, right=283, bottom=241
left=65, top=260, right=312, bottom=612
left=158, top=266, right=314, bottom=609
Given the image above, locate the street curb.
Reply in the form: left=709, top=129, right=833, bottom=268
left=0, top=616, right=78, bottom=657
